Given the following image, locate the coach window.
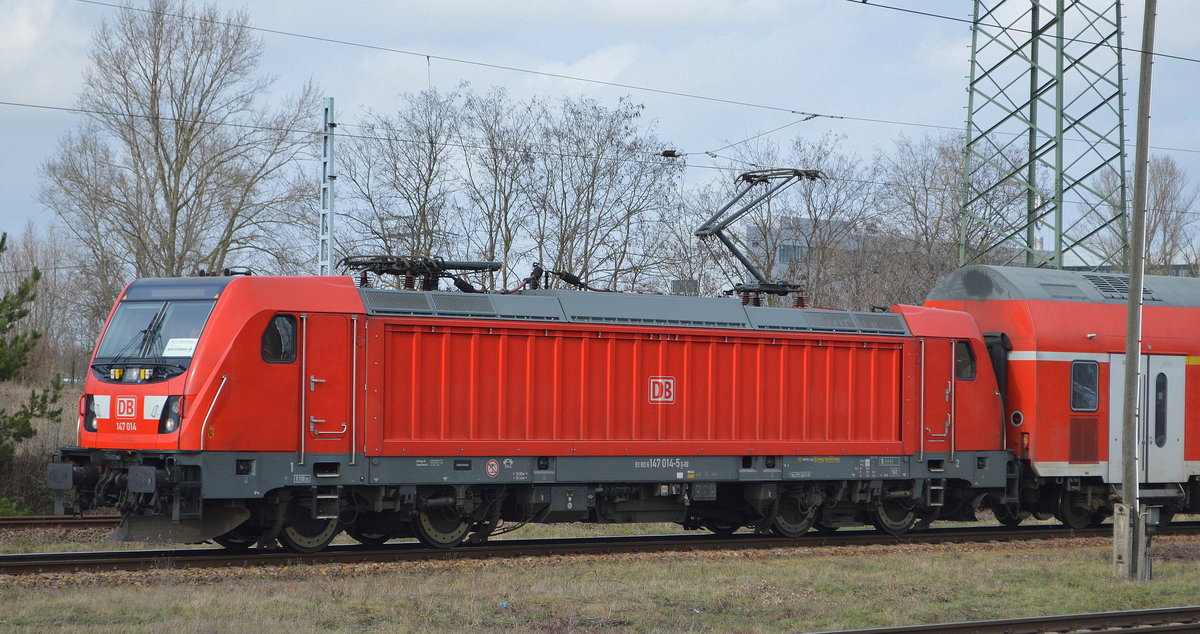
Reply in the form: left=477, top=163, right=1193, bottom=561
left=1070, top=361, right=1099, bottom=412
left=954, top=341, right=976, bottom=380
left=262, top=314, right=297, bottom=363
left=1154, top=372, right=1168, bottom=448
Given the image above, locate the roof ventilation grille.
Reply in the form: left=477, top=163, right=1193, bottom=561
left=1081, top=274, right=1158, bottom=301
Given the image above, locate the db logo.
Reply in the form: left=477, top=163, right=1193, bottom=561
left=115, top=396, right=137, bottom=419
left=485, top=459, right=500, bottom=478
left=649, top=377, right=675, bottom=404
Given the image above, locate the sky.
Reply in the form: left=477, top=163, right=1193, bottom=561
left=2, top=0, right=1199, bottom=243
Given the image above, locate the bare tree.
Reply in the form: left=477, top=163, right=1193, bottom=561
left=457, top=88, right=535, bottom=288
left=524, top=96, right=681, bottom=288
left=339, top=89, right=463, bottom=262
left=1085, top=154, right=1198, bottom=274
left=40, top=0, right=318, bottom=287
left=652, top=182, right=746, bottom=296
left=1144, top=156, right=1200, bottom=272
left=0, top=224, right=96, bottom=383
left=873, top=133, right=965, bottom=304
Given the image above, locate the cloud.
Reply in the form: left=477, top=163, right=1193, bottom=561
left=0, top=1, right=91, bottom=104
left=0, top=1, right=53, bottom=72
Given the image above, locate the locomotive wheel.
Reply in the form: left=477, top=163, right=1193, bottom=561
left=212, top=525, right=258, bottom=551
left=703, top=520, right=741, bottom=536
left=413, top=506, right=471, bottom=549
left=1158, top=509, right=1176, bottom=526
left=777, top=504, right=816, bottom=540
left=1055, top=492, right=1092, bottom=530
left=870, top=499, right=917, bottom=536
left=991, top=503, right=1028, bottom=528
left=913, top=506, right=942, bottom=532
left=346, top=526, right=391, bottom=546
left=813, top=516, right=840, bottom=534
left=279, top=508, right=342, bottom=554
left=772, top=498, right=816, bottom=538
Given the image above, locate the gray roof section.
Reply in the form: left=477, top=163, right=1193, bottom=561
left=926, top=265, right=1200, bottom=306
left=360, top=287, right=909, bottom=336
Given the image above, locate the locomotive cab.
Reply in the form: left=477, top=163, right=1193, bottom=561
left=83, top=278, right=228, bottom=446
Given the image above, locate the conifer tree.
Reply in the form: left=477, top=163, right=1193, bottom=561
left=0, top=233, right=61, bottom=464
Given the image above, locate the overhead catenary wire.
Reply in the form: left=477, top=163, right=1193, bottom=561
left=845, top=0, right=1200, bottom=66
left=13, top=94, right=1199, bottom=222
left=60, top=0, right=1200, bottom=162
left=5, top=93, right=1194, bottom=221
left=64, top=0, right=964, bottom=135
left=5, top=95, right=1193, bottom=220
left=0, top=98, right=709, bottom=174
left=71, top=0, right=827, bottom=120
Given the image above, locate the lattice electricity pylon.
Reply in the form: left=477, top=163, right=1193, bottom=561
left=960, top=0, right=1128, bottom=270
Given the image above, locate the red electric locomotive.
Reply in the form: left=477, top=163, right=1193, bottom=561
left=46, top=263, right=1200, bottom=551
left=47, top=257, right=1011, bottom=551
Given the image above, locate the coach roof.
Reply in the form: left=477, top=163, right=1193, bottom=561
left=927, top=265, right=1200, bottom=307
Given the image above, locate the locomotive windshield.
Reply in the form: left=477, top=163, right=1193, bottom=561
left=95, top=300, right=216, bottom=362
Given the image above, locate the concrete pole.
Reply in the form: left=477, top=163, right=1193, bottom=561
left=1115, top=0, right=1156, bottom=582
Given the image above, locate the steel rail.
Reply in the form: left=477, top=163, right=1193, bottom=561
left=835, top=605, right=1200, bottom=633
left=3, top=521, right=1199, bottom=576
left=0, top=515, right=121, bottom=530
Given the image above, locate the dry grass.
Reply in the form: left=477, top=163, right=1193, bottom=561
left=2, top=534, right=1199, bottom=632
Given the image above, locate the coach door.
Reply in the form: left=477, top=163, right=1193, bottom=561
left=919, top=338, right=955, bottom=461
left=299, top=313, right=356, bottom=464
left=1107, top=354, right=1185, bottom=484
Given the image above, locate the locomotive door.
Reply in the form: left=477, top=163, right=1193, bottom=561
left=919, top=338, right=955, bottom=459
left=299, top=313, right=355, bottom=462
left=1107, top=354, right=1185, bottom=484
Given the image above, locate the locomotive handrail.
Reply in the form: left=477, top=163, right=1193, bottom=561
left=927, top=381, right=951, bottom=439
left=950, top=341, right=957, bottom=462
left=299, top=313, right=308, bottom=465
left=199, top=375, right=229, bottom=451
left=350, top=315, right=359, bottom=466
left=309, top=416, right=347, bottom=436
left=918, top=338, right=926, bottom=463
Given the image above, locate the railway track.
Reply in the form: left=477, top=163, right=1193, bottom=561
left=3, top=521, right=1198, bottom=576
left=839, top=605, right=1200, bottom=633
left=0, top=515, right=120, bottom=530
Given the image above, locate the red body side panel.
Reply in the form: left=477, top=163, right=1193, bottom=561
left=368, top=321, right=910, bottom=456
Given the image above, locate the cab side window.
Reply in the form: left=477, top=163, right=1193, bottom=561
left=954, top=341, right=976, bottom=380
left=1070, top=361, right=1099, bottom=411
left=262, top=314, right=297, bottom=363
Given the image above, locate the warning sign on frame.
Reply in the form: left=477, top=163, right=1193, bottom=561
left=485, top=459, right=500, bottom=477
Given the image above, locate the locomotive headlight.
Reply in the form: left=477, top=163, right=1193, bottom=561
left=82, top=395, right=98, bottom=433
left=159, top=395, right=184, bottom=434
